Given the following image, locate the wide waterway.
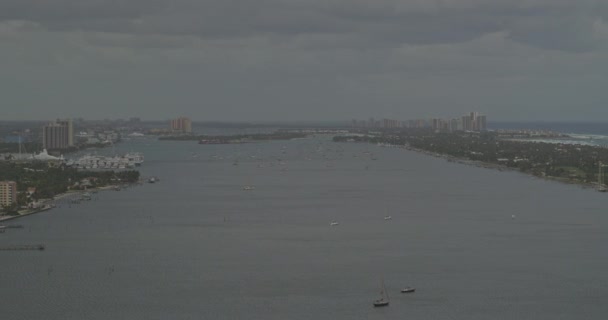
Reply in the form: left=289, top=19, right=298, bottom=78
left=2, top=136, right=608, bottom=319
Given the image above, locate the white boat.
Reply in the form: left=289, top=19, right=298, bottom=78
left=401, top=287, right=416, bottom=293
left=242, top=186, right=255, bottom=191
left=330, top=221, right=339, bottom=226
left=32, top=149, right=64, bottom=161
left=384, top=216, right=392, bottom=220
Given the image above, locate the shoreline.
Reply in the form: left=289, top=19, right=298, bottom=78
left=399, top=144, right=599, bottom=190
left=369, top=142, right=599, bottom=190
left=0, top=184, right=132, bottom=223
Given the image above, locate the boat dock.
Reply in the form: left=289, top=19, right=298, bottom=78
left=0, top=245, right=45, bottom=251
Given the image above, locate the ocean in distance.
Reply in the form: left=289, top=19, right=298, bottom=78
left=492, top=121, right=608, bottom=147
left=2, top=134, right=608, bottom=319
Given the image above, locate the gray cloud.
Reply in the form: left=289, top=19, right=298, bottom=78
left=2, top=0, right=607, bottom=49
left=1, top=0, right=607, bottom=121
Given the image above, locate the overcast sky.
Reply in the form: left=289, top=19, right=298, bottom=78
left=1, top=0, right=607, bottom=121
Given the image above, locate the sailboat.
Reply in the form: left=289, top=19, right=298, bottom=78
left=598, top=161, right=607, bottom=192
left=373, top=279, right=390, bottom=307
left=384, top=208, right=392, bottom=220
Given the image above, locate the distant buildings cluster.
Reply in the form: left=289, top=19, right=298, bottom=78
left=169, top=117, right=192, bottom=133
left=7, top=116, right=194, bottom=150
left=75, top=130, right=120, bottom=145
left=3, top=117, right=127, bottom=153
left=351, top=112, right=488, bottom=132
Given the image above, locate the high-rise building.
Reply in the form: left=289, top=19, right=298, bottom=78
left=450, top=118, right=460, bottom=132
left=431, top=118, right=441, bottom=131
left=382, top=118, right=400, bottom=128
left=477, top=115, right=487, bottom=131
left=466, top=112, right=487, bottom=131
left=0, top=181, right=17, bottom=208
left=170, top=117, right=192, bottom=133
left=56, top=118, right=74, bottom=147
left=42, top=119, right=73, bottom=150
left=461, top=116, right=472, bottom=131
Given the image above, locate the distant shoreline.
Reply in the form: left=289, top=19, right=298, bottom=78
left=400, top=144, right=599, bottom=190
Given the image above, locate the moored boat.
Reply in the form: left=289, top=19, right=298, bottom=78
left=401, top=287, right=416, bottom=293
left=373, top=279, right=390, bottom=307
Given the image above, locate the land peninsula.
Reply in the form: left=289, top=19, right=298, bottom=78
left=158, top=131, right=309, bottom=143
left=334, top=129, right=608, bottom=188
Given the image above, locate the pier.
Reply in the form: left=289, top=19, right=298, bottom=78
left=0, top=245, right=45, bottom=251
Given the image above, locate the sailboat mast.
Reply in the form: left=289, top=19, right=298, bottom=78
left=384, top=280, right=389, bottom=300
left=600, top=161, right=603, bottom=187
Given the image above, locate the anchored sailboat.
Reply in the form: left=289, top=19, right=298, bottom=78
left=373, top=279, right=390, bottom=307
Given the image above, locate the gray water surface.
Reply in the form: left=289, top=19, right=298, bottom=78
left=2, top=137, right=608, bottom=319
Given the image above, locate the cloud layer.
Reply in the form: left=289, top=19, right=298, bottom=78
left=1, top=0, right=607, bottom=121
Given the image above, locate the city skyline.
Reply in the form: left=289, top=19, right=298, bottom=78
left=1, top=1, right=608, bottom=121
left=351, top=111, right=488, bottom=132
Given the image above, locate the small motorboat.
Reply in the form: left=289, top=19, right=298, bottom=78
left=330, top=221, right=339, bottom=226
left=401, top=287, right=416, bottom=293
left=384, top=215, right=392, bottom=220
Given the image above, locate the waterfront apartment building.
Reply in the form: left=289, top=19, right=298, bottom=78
left=461, top=112, right=487, bottom=131
left=382, top=118, right=401, bottom=128
left=477, top=115, right=487, bottom=131
left=0, top=181, right=17, bottom=208
left=170, top=117, right=192, bottom=133
left=56, top=118, right=74, bottom=146
left=42, top=119, right=73, bottom=150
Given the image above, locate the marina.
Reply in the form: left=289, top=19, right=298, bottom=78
left=66, top=152, right=144, bottom=170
